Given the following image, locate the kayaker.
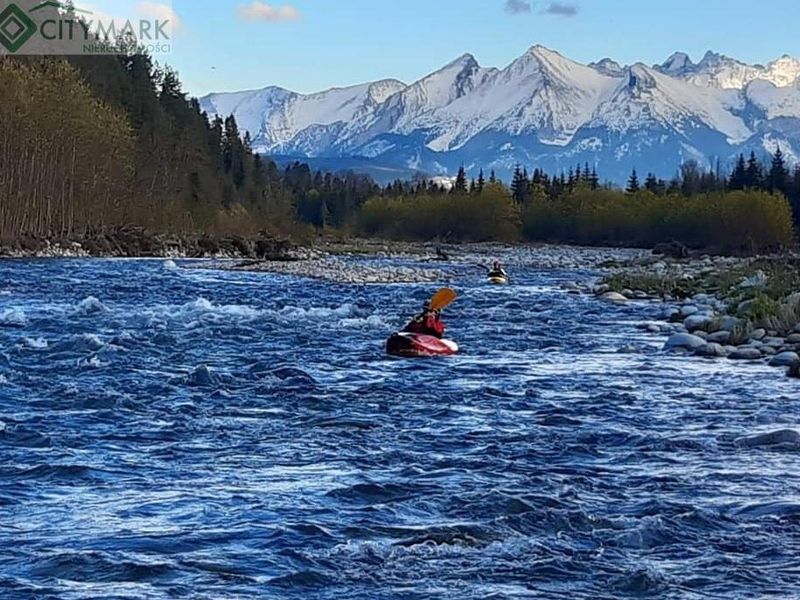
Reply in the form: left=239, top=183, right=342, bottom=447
left=403, top=303, right=446, bottom=338
left=488, top=261, right=508, bottom=279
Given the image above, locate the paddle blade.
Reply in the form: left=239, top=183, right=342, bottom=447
left=430, top=288, right=457, bottom=311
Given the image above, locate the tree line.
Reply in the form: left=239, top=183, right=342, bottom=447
left=356, top=153, right=799, bottom=253
left=0, top=18, right=797, bottom=254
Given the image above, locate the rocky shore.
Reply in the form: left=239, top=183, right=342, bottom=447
left=590, top=253, right=800, bottom=379
left=0, top=227, right=298, bottom=260
left=197, top=240, right=648, bottom=284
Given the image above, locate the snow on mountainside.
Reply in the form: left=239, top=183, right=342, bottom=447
left=200, top=47, right=800, bottom=183
left=655, top=51, right=800, bottom=90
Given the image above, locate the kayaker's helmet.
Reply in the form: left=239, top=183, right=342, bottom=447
left=493, top=261, right=501, bottom=269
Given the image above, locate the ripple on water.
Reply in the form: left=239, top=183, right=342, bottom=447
left=0, top=257, right=798, bottom=599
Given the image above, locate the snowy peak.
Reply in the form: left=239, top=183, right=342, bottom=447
left=656, top=50, right=800, bottom=89
left=590, top=58, right=624, bottom=77
left=658, top=52, right=694, bottom=75
left=199, top=46, right=800, bottom=182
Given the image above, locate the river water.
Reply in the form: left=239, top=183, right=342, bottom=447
left=0, top=257, right=798, bottom=599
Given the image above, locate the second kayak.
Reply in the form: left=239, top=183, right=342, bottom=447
left=487, top=275, right=509, bottom=285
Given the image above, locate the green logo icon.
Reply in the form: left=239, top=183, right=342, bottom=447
left=0, top=4, right=37, bottom=53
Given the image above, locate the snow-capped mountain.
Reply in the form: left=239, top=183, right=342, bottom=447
left=200, top=47, right=800, bottom=183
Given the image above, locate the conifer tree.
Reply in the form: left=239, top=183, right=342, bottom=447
left=745, top=152, right=762, bottom=189
left=729, top=154, right=746, bottom=190
left=626, top=168, right=640, bottom=193
left=769, top=146, right=789, bottom=195
left=453, top=166, right=468, bottom=194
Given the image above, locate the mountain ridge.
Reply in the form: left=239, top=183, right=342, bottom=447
left=200, top=46, right=800, bottom=183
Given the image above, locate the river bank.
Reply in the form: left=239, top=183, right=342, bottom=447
left=591, top=253, right=800, bottom=379
left=0, top=227, right=301, bottom=260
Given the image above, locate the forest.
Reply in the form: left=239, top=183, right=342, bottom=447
left=0, top=38, right=798, bottom=254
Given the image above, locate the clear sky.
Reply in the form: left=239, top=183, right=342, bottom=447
left=165, top=0, right=800, bottom=97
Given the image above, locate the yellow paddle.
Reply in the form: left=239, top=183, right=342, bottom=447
left=429, top=288, right=457, bottom=311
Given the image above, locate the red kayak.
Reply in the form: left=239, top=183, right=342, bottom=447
left=386, top=332, right=459, bottom=358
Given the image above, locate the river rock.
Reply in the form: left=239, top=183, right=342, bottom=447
left=664, top=333, right=707, bottom=351
left=600, top=291, right=628, bottom=303
left=750, top=328, right=767, bottom=341
left=787, top=334, right=800, bottom=344
left=707, top=331, right=731, bottom=344
left=790, top=364, right=800, bottom=378
left=763, top=337, right=786, bottom=348
left=680, top=305, right=699, bottom=317
left=729, top=347, right=763, bottom=360
left=695, top=342, right=728, bottom=358
left=718, top=316, right=742, bottom=332
left=735, top=429, right=800, bottom=448
left=794, top=324, right=800, bottom=334
left=684, top=314, right=713, bottom=332
left=769, top=352, right=800, bottom=368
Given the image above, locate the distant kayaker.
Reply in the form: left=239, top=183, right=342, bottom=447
left=488, top=261, right=508, bottom=279
left=403, top=303, right=446, bottom=338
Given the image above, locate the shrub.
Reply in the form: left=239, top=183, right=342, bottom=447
left=522, top=188, right=796, bottom=254
left=355, top=184, right=520, bottom=242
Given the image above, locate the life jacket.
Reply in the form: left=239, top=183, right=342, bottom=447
left=404, top=312, right=445, bottom=338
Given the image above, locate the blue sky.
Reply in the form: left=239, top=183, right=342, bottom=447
left=166, top=0, right=800, bottom=97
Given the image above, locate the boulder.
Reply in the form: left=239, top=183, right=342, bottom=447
left=680, top=305, right=699, bottom=317
left=729, top=347, right=763, bottom=360
left=600, top=291, right=628, bottom=303
left=695, top=343, right=728, bottom=358
left=750, top=328, right=767, bottom=341
left=664, top=333, right=707, bottom=351
left=769, top=352, right=800, bottom=368
left=735, top=429, right=800, bottom=448
left=790, top=363, right=799, bottom=378
left=719, top=316, right=743, bottom=332
left=787, top=334, right=800, bottom=344
left=684, top=314, right=713, bottom=332
left=707, top=331, right=731, bottom=344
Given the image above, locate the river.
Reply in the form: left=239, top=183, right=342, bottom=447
left=0, top=256, right=798, bottom=599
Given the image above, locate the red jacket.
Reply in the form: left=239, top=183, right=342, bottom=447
left=404, top=312, right=445, bottom=338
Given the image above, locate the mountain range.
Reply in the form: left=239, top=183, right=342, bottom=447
left=199, top=46, right=800, bottom=183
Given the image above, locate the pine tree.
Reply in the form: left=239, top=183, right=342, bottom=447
left=769, top=146, right=789, bottom=195
left=729, top=154, right=746, bottom=190
left=510, top=165, right=529, bottom=203
left=489, top=169, right=497, bottom=184
left=745, top=152, right=762, bottom=189
left=589, top=166, right=599, bottom=190
left=626, top=168, right=640, bottom=193
left=477, top=168, right=485, bottom=193
left=644, top=172, right=659, bottom=193
left=453, top=166, right=468, bottom=194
